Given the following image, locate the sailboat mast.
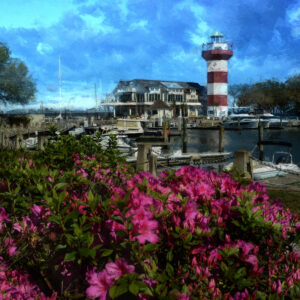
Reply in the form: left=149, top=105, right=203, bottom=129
left=58, top=56, right=62, bottom=116
left=94, top=83, right=98, bottom=111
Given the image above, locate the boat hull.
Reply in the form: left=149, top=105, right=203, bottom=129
left=224, top=120, right=259, bottom=129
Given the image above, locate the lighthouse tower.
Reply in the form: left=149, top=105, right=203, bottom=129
left=202, top=31, right=233, bottom=118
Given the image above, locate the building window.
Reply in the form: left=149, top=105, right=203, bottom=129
left=168, top=94, right=175, bottom=102
left=149, top=93, right=160, bottom=102
left=137, top=93, right=144, bottom=103
left=119, top=92, right=132, bottom=102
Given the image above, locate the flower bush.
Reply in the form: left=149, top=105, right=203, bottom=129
left=0, top=137, right=299, bottom=299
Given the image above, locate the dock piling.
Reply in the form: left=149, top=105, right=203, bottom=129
left=136, top=143, right=151, bottom=171
left=233, top=150, right=253, bottom=179
left=258, top=123, right=264, bottom=161
left=182, top=117, right=187, bottom=153
left=219, top=125, right=224, bottom=153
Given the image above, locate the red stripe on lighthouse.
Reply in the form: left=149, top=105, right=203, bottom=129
left=208, top=95, right=227, bottom=106
left=207, top=72, right=228, bottom=83
left=202, top=50, right=233, bottom=61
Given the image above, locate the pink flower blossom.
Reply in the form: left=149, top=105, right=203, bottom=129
left=0, top=207, right=10, bottom=230
left=134, top=219, right=159, bottom=245
left=86, top=270, right=113, bottom=300
left=208, top=279, right=215, bottom=293
left=105, top=258, right=135, bottom=280
left=13, top=222, right=22, bottom=232
left=244, top=255, right=259, bottom=271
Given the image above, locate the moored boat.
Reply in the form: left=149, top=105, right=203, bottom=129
left=223, top=114, right=259, bottom=129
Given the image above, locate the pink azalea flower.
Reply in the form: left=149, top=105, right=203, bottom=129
left=238, top=241, right=254, bottom=257
left=134, top=219, right=159, bottom=244
left=86, top=270, right=113, bottom=300
left=244, top=255, right=258, bottom=271
left=13, top=222, right=22, bottom=232
left=207, top=249, right=222, bottom=266
left=105, top=258, right=135, bottom=280
left=0, top=207, right=10, bottom=230
left=8, top=246, right=19, bottom=257
left=208, top=279, right=215, bottom=293
left=32, top=204, right=43, bottom=217
left=183, top=201, right=198, bottom=231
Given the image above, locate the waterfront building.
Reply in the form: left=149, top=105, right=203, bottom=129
left=103, top=79, right=206, bottom=118
left=202, top=31, right=233, bottom=118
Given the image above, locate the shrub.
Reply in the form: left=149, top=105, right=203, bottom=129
left=0, top=145, right=299, bottom=299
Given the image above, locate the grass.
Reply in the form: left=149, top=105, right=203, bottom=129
left=266, top=188, right=300, bottom=215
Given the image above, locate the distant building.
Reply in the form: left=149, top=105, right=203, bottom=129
left=104, top=79, right=207, bottom=117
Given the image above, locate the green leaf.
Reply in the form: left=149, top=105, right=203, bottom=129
left=185, top=232, right=192, bottom=243
left=64, top=251, right=76, bottom=261
left=55, top=182, right=68, bottom=190
left=79, top=247, right=91, bottom=258
left=37, top=183, right=43, bottom=193
left=109, top=284, right=128, bottom=299
left=101, top=249, right=113, bottom=257
left=220, top=262, right=228, bottom=273
left=228, top=247, right=239, bottom=256
left=167, top=250, right=173, bottom=262
left=143, top=243, right=158, bottom=252
left=55, top=244, right=67, bottom=251
left=129, top=281, right=139, bottom=296
left=256, top=291, right=267, bottom=300
left=166, top=263, right=174, bottom=277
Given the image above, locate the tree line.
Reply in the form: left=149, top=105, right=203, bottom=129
left=228, top=75, right=300, bottom=114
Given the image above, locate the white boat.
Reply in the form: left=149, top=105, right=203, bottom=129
left=98, top=135, right=137, bottom=154
left=101, top=119, right=144, bottom=137
left=223, top=114, right=259, bottom=129
left=69, top=127, right=85, bottom=136
left=24, top=137, right=38, bottom=150
left=253, top=152, right=300, bottom=180
left=257, top=113, right=288, bottom=128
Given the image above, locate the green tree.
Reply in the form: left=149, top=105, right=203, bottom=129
left=0, top=42, right=36, bottom=107
left=285, top=74, right=300, bottom=112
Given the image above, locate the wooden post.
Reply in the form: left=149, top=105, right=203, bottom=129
left=182, top=117, right=187, bottom=153
left=38, top=135, right=46, bottom=150
left=233, top=150, right=253, bottom=179
left=3, top=134, right=8, bottom=148
left=136, top=143, right=151, bottom=171
left=238, top=118, right=240, bottom=130
left=162, top=121, right=168, bottom=143
left=258, top=122, right=264, bottom=161
left=149, top=154, right=157, bottom=176
left=219, top=125, right=224, bottom=153
left=0, top=131, right=3, bottom=147
left=16, top=133, right=24, bottom=149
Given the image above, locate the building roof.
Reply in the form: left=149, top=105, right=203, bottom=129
left=211, top=31, right=224, bottom=37
left=148, top=99, right=171, bottom=110
left=133, top=79, right=202, bottom=90
left=112, top=79, right=206, bottom=97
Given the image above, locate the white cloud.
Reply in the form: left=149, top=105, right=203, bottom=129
left=128, top=20, right=148, bottom=31
left=36, top=43, right=53, bottom=55
left=80, top=13, right=118, bottom=35
left=173, top=0, right=206, bottom=19
left=117, top=0, right=130, bottom=20
left=286, top=0, right=300, bottom=38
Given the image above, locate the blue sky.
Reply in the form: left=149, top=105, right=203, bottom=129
left=0, top=0, right=299, bottom=110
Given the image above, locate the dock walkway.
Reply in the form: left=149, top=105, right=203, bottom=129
left=255, top=173, right=300, bottom=192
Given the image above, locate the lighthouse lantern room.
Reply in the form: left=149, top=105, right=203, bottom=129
left=202, top=31, right=233, bottom=118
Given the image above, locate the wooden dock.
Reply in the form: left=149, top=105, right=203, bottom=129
left=127, top=151, right=232, bottom=166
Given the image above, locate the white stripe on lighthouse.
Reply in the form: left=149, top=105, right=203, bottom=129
left=207, top=60, right=228, bottom=72
left=207, top=83, right=228, bottom=95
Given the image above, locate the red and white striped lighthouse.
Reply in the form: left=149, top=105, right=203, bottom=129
left=202, top=31, right=233, bottom=118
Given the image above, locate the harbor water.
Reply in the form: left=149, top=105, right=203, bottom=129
left=169, top=128, right=300, bottom=166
